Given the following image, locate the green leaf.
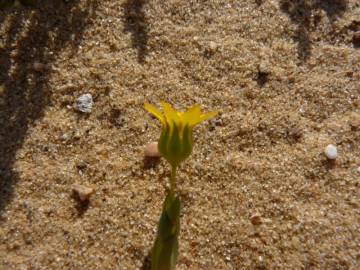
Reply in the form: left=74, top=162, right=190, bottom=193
left=151, top=193, right=181, bottom=270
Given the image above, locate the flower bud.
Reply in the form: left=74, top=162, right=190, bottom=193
left=158, top=122, right=193, bottom=168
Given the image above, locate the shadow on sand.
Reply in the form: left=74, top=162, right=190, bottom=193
left=122, top=0, right=148, bottom=63
left=0, top=0, right=97, bottom=215
left=280, top=0, right=348, bottom=62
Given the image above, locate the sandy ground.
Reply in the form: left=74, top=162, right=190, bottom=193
left=0, top=0, right=359, bottom=269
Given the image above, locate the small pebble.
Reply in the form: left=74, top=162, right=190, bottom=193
left=349, top=113, right=360, bottom=130
left=258, top=61, right=271, bottom=75
left=324, top=144, right=337, bottom=160
left=288, top=125, right=303, bottom=139
left=73, top=129, right=82, bottom=140
left=76, top=93, right=93, bottom=113
left=357, top=167, right=360, bottom=173
left=250, top=213, right=262, bottom=225
left=60, top=133, right=70, bottom=141
left=144, top=142, right=161, bottom=158
left=209, top=41, right=218, bottom=51
left=72, top=184, right=95, bottom=201
left=33, top=62, right=45, bottom=71
left=352, top=31, right=360, bottom=47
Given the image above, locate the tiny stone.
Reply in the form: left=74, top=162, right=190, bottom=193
left=144, top=142, right=161, bottom=158
left=76, top=93, right=93, bottom=113
left=262, top=218, right=272, bottom=224
left=72, top=184, right=95, bottom=201
left=73, top=129, right=82, bottom=140
left=60, top=133, right=70, bottom=141
left=345, top=70, right=353, bottom=77
left=352, top=31, right=360, bottom=47
left=357, top=167, right=360, bottom=173
left=33, top=62, right=45, bottom=71
left=209, top=41, right=217, bottom=51
left=243, top=88, right=256, bottom=99
left=258, top=61, right=271, bottom=75
left=250, top=213, right=262, bottom=225
left=291, top=236, right=300, bottom=247
left=288, top=125, right=303, bottom=139
left=324, top=144, right=337, bottom=160
left=349, top=113, right=360, bottom=130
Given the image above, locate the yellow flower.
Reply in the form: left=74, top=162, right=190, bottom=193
left=144, top=101, right=217, bottom=168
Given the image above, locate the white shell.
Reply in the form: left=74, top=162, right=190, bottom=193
left=324, top=144, right=337, bottom=160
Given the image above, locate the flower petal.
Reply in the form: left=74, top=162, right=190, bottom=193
left=182, top=104, right=201, bottom=126
left=192, top=111, right=218, bottom=126
left=144, top=103, right=165, bottom=125
left=160, top=101, right=181, bottom=126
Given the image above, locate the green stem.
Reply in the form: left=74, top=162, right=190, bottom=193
left=170, top=165, right=177, bottom=194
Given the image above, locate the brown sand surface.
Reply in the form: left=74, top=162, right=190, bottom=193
left=0, top=0, right=359, bottom=269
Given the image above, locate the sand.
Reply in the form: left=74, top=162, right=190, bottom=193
left=0, top=0, right=359, bottom=269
